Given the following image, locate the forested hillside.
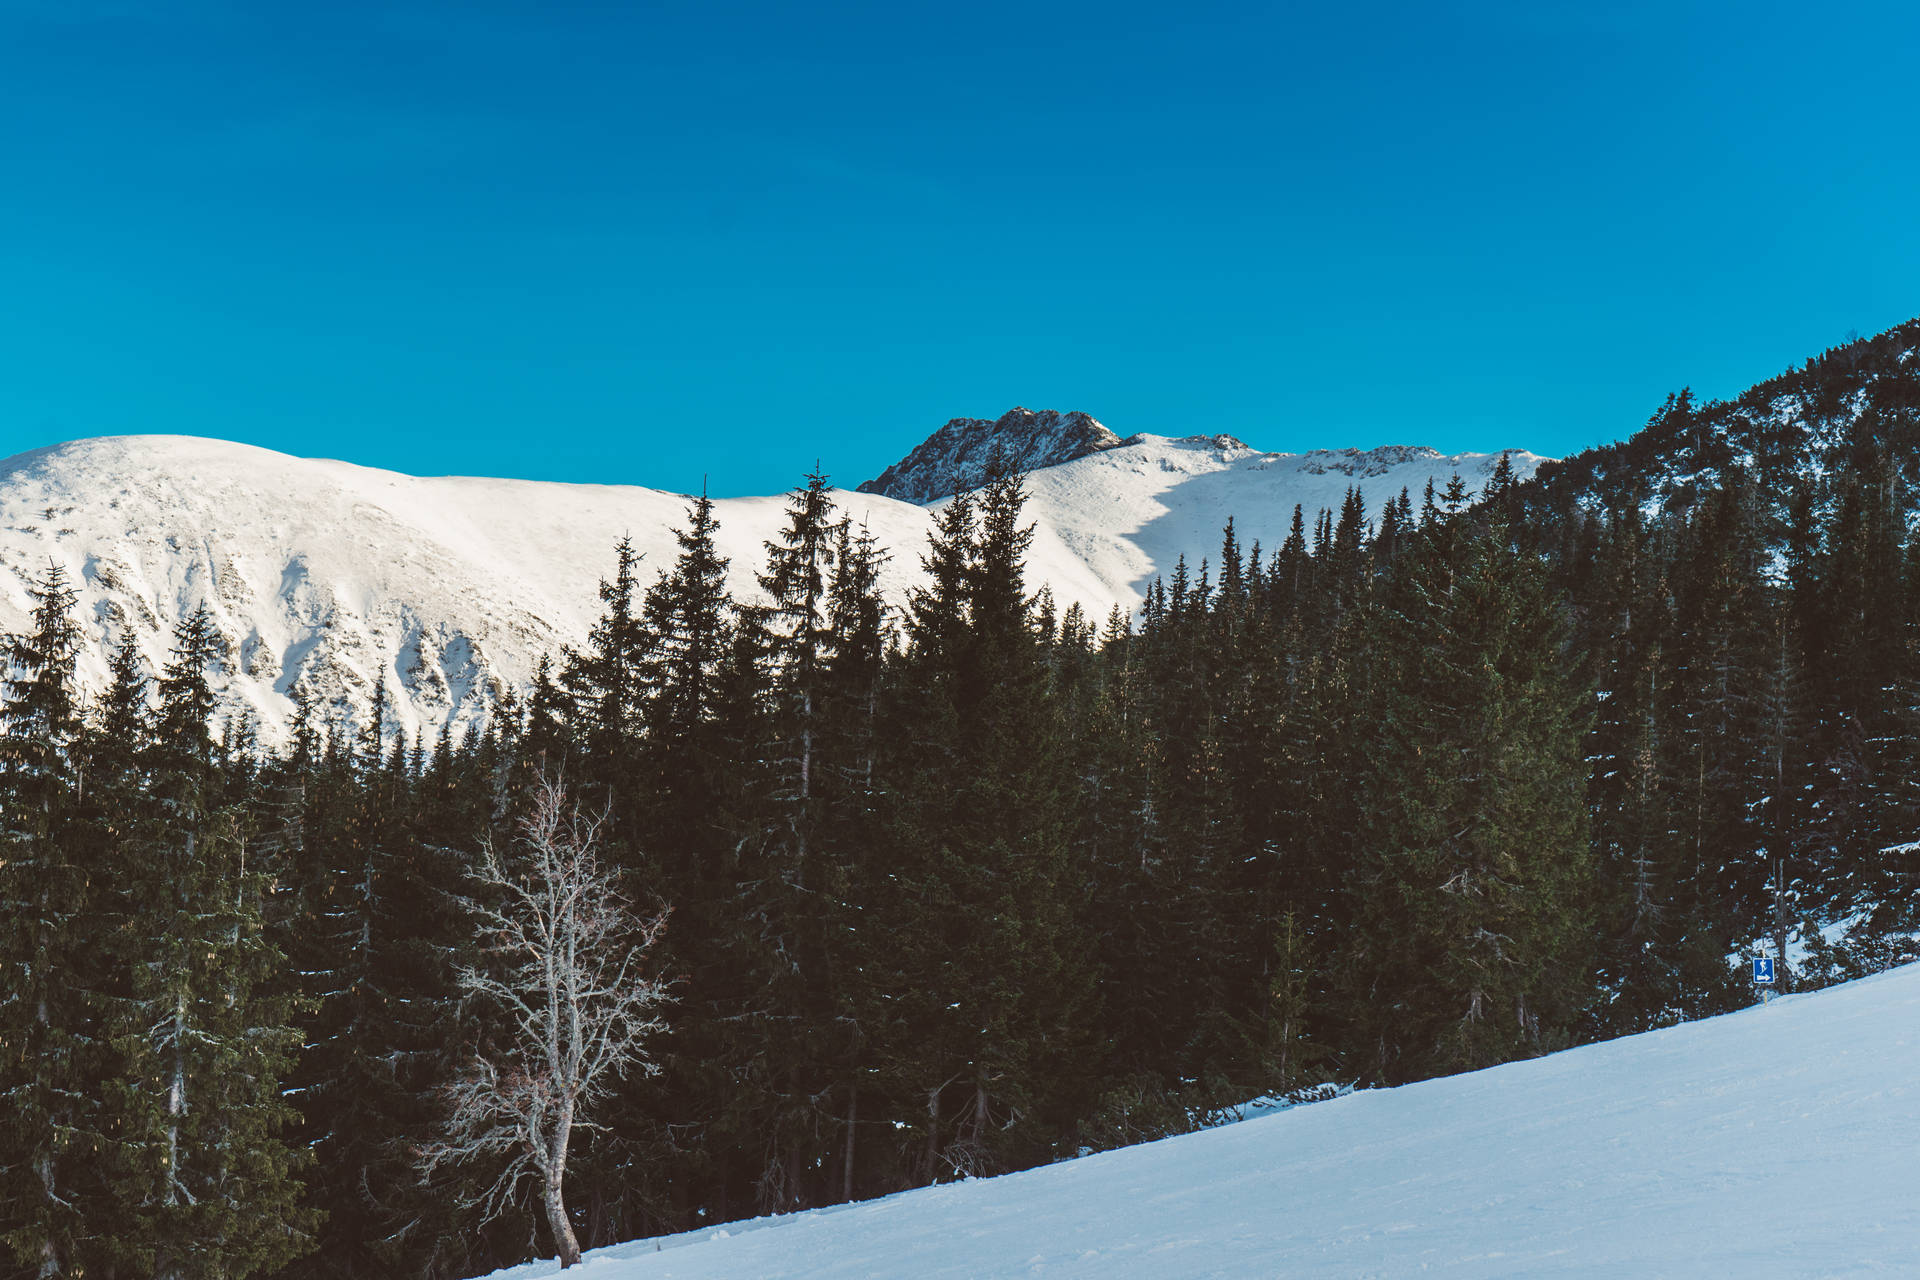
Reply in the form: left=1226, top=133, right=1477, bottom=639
left=4, top=321, right=1920, bottom=1279
left=1528, top=318, right=1920, bottom=514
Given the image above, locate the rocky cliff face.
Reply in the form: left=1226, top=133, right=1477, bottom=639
left=858, top=408, right=1121, bottom=503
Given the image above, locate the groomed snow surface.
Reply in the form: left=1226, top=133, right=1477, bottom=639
left=480, top=964, right=1920, bottom=1279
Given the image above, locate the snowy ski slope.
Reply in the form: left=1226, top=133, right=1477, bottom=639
left=478, top=963, right=1920, bottom=1279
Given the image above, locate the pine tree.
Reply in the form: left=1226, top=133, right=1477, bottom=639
left=1807, top=458, right=1912, bottom=920
left=813, top=520, right=894, bottom=1201
left=562, top=536, right=649, bottom=788
left=724, top=469, right=856, bottom=1210
left=0, top=565, right=98, bottom=1278
left=282, top=689, right=481, bottom=1280
left=757, top=468, right=844, bottom=844
left=519, top=654, right=573, bottom=781
left=879, top=450, right=1095, bottom=1179
left=603, top=492, right=754, bottom=1228
left=1580, top=505, right=1745, bottom=1034
left=1660, top=477, right=1776, bottom=949
left=1341, top=505, right=1595, bottom=1082
left=102, top=608, right=316, bottom=1279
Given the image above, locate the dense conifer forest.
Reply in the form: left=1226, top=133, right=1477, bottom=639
left=6, top=328, right=1920, bottom=1278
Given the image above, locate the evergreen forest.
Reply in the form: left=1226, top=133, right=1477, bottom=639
left=6, top=328, right=1920, bottom=1278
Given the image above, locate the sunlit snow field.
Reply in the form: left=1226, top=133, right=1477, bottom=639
left=0, top=433, right=1538, bottom=748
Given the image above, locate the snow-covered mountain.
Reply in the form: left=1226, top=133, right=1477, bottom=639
left=476, top=961, right=1920, bottom=1280
left=0, top=427, right=1540, bottom=745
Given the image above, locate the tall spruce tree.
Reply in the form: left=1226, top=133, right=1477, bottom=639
left=563, top=536, right=649, bottom=794
left=729, top=469, right=853, bottom=1210
left=102, top=608, right=315, bottom=1279
left=880, top=453, right=1095, bottom=1178
left=1342, top=504, right=1595, bottom=1082
left=813, top=520, right=894, bottom=1200
left=0, top=565, right=97, bottom=1278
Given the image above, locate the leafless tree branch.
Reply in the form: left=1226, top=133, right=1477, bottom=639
left=416, top=775, right=670, bottom=1269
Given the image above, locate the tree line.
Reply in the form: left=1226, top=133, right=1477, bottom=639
left=2, top=445, right=1917, bottom=1278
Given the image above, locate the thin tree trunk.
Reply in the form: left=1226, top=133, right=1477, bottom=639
left=34, top=911, right=62, bottom=1280
left=544, top=1174, right=581, bottom=1269
left=1772, top=857, right=1791, bottom=992
left=35, top=1146, right=58, bottom=1279
left=167, top=989, right=186, bottom=1203
left=841, top=1083, right=857, bottom=1202
left=925, top=1084, right=942, bottom=1177
left=546, top=1102, right=582, bottom=1267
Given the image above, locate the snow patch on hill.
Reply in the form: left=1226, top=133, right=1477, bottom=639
left=0, top=433, right=1540, bottom=745
left=1010, top=435, right=1543, bottom=606
left=0, top=436, right=935, bottom=748
left=476, top=962, right=1920, bottom=1279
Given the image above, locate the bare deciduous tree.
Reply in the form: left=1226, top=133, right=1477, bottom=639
left=418, top=776, right=669, bottom=1269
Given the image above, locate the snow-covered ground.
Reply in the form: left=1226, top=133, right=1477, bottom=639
left=478, top=963, right=1920, bottom=1279
left=0, top=433, right=1539, bottom=744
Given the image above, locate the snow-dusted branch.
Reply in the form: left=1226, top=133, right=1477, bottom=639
left=416, top=775, right=669, bottom=1269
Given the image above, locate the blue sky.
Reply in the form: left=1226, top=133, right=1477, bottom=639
left=3, top=1, right=1917, bottom=496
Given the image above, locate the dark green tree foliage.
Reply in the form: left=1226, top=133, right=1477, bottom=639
left=876, top=453, right=1095, bottom=1179
left=1341, top=499, right=1595, bottom=1082
left=21, top=335, right=1920, bottom=1278
left=517, top=655, right=572, bottom=786
left=97, top=608, right=316, bottom=1279
left=0, top=565, right=95, bottom=1277
left=275, top=681, right=486, bottom=1280
left=1112, top=528, right=1251, bottom=1095
left=639, top=496, right=737, bottom=761
left=726, top=469, right=865, bottom=1212
left=810, top=520, right=893, bottom=1201
left=1661, top=478, right=1777, bottom=933
left=562, top=536, right=648, bottom=786
left=1804, top=458, right=1912, bottom=907
left=1579, top=503, right=1735, bottom=1034
left=601, top=492, right=759, bottom=1230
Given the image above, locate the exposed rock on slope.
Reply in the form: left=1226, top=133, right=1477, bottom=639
left=858, top=407, right=1121, bottom=502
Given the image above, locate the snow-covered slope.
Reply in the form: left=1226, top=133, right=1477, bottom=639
left=0, top=432, right=1539, bottom=744
left=1009, top=436, right=1541, bottom=615
left=479, top=964, right=1920, bottom=1279
left=0, top=436, right=939, bottom=748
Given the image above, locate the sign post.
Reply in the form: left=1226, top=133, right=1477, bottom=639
left=1752, top=954, right=1775, bottom=1003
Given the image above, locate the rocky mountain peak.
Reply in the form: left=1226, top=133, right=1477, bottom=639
left=858, top=407, right=1121, bottom=503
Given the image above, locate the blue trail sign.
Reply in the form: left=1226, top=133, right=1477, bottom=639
left=1752, top=955, right=1775, bottom=985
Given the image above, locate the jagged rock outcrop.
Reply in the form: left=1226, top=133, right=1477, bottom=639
left=858, top=408, right=1122, bottom=503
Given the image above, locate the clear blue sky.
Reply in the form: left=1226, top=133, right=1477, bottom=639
left=4, top=1, right=1917, bottom=496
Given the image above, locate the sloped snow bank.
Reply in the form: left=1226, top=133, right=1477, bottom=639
left=476, top=962, right=1920, bottom=1279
